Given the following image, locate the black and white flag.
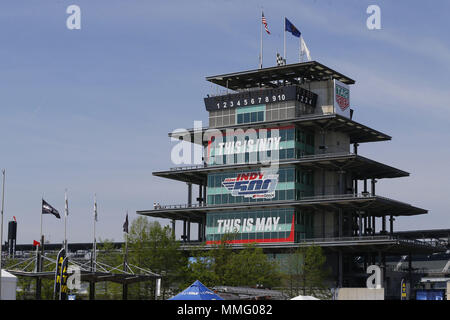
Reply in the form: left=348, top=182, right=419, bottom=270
left=276, top=53, right=286, bottom=66
left=123, top=213, right=129, bottom=234
left=42, top=199, right=61, bottom=219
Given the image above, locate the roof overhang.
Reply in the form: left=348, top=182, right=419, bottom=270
left=153, top=153, right=409, bottom=185
left=178, top=237, right=445, bottom=255
left=168, top=114, right=391, bottom=144
left=206, top=61, right=355, bottom=90
left=137, top=194, right=427, bottom=222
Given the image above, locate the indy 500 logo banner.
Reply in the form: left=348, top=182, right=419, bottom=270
left=222, top=172, right=278, bottom=199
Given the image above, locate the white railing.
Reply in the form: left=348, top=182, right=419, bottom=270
left=167, top=150, right=353, bottom=172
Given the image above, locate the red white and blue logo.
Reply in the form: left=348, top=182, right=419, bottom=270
left=222, top=172, right=278, bottom=199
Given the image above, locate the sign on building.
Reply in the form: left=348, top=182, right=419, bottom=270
left=334, top=79, right=350, bottom=118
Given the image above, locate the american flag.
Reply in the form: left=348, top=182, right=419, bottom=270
left=262, top=11, right=270, bottom=35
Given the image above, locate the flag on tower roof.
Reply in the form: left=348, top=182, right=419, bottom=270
left=262, top=11, right=270, bottom=35
left=285, top=18, right=301, bottom=38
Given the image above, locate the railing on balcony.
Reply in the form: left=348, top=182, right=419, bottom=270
left=150, top=193, right=377, bottom=211
left=168, top=149, right=353, bottom=172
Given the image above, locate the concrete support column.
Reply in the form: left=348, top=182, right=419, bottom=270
left=379, top=251, right=386, bottom=289
left=202, top=216, right=207, bottom=242
left=363, top=215, right=367, bottom=235
left=348, top=213, right=354, bottom=237
left=389, top=215, right=394, bottom=236
left=203, top=184, right=207, bottom=206
left=320, top=129, right=326, bottom=154
left=382, top=216, right=386, bottom=234
left=322, top=169, right=326, bottom=195
left=338, top=250, right=343, bottom=288
left=187, top=183, right=192, bottom=207
left=198, top=184, right=203, bottom=206
left=322, top=211, right=326, bottom=238
left=372, top=216, right=376, bottom=235
left=171, top=219, right=176, bottom=239
left=353, top=143, right=359, bottom=155
left=182, top=219, right=187, bottom=242
left=358, top=213, right=363, bottom=237
left=187, top=219, right=191, bottom=242
left=371, top=179, right=377, bottom=196
left=338, top=170, right=345, bottom=195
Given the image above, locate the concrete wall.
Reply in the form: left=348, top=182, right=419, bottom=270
left=307, top=80, right=334, bottom=115
left=337, top=288, right=385, bottom=300
left=447, top=282, right=450, bottom=300
left=314, top=130, right=350, bottom=154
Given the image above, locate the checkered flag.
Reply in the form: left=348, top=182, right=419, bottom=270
left=276, top=53, right=286, bottom=66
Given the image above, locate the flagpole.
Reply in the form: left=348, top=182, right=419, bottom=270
left=0, top=169, right=5, bottom=300
left=260, top=10, right=263, bottom=69
left=284, top=17, right=286, bottom=64
left=300, top=35, right=302, bottom=63
left=122, top=211, right=129, bottom=300
left=93, top=193, right=97, bottom=272
left=40, top=197, right=43, bottom=243
left=64, top=189, right=68, bottom=253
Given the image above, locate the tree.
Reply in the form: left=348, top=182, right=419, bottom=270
left=225, top=244, right=280, bottom=288
left=96, top=239, right=122, bottom=299
left=282, top=245, right=330, bottom=298
left=302, top=245, right=329, bottom=295
left=127, top=216, right=186, bottom=299
left=184, top=235, right=281, bottom=289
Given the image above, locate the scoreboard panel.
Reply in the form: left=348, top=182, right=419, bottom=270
left=204, top=85, right=317, bottom=111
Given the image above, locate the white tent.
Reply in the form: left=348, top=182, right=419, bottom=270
left=1, top=269, right=18, bottom=300
left=290, top=295, right=319, bottom=300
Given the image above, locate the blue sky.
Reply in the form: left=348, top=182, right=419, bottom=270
left=0, top=0, right=449, bottom=244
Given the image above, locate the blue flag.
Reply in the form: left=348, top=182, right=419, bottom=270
left=285, top=18, right=301, bottom=38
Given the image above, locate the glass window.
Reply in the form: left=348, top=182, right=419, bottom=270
left=286, top=189, right=294, bottom=200
left=258, top=111, right=264, bottom=122
left=244, top=113, right=250, bottom=123
left=237, top=114, right=243, bottom=124
left=280, top=129, right=286, bottom=141
left=251, top=112, right=257, bottom=123
left=286, top=148, right=294, bottom=159
left=279, top=169, right=286, bottom=183
left=286, top=169, right=294, bottom=182
left=287, top=128, right=294, bottom=141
